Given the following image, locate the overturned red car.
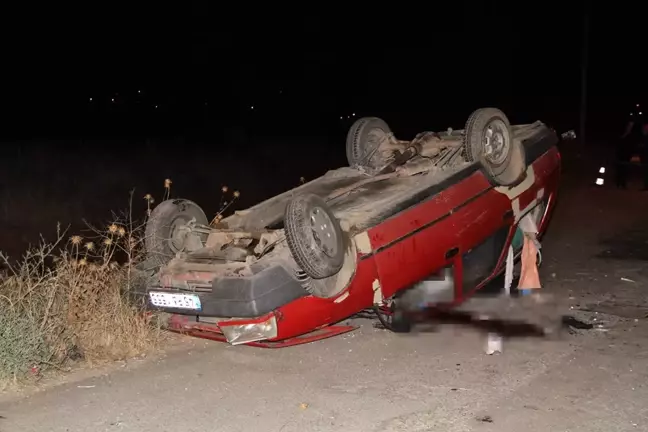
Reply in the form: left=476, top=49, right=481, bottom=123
left=138, top=107, right=561, bottom=347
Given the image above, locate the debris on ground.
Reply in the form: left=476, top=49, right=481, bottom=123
left=561, top=316, right=594, bottom=330
left=485, top=333, right=503, bottom=355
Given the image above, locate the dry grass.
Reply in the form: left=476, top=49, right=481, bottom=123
left=0, top=218, right=159, bottom=385
left=0, top=180, right=244, bottom=385
left=0, top=179, right=248, bottom=384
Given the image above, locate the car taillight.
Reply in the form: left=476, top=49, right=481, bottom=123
left=219, top=315, right=278, bottom=345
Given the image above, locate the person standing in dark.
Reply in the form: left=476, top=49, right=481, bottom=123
left=616, top=109, right=643, bottom=189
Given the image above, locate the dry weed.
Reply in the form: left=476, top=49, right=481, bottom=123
left=0, top=180, right=242, bottom=384
left=0, top=218, right=158, bottom=383
left=210, top=185, right=241, bottom=225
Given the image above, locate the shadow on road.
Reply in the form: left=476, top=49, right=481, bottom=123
left=597, top=227, right=648, bottom=261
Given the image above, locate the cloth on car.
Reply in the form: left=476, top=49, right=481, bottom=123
left=518, top=235, right=541, bottom=292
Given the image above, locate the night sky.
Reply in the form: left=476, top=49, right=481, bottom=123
left=0, top=2, right=644, bottom=253
left=4, top=3, right=643, bottom=138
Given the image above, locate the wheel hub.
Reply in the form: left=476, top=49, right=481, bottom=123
left=168, top=217, right=191, bottom=252
left=309, top=207, right=338, bottom=257
left=361, top=127, right=388, bottom=164
left=482, top=119, right=510, bottom=165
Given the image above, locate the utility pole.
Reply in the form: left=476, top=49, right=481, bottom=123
left=579, top=2, right=590, bottom=147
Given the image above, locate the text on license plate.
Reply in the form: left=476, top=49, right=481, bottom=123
left=149, top=292, right=202, bottom=310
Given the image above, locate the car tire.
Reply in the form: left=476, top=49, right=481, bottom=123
left=375, top=303, right=413, bottom=333
left=284, top=193, right=345, bottom=280
left=346, top=117, right=392, bottom=174
left=144, top=199, right=209, bottom=267
left=463, top=108, right=527, bottom=186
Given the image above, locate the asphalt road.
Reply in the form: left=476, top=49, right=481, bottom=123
left=2, top=148, right=648, bottom=432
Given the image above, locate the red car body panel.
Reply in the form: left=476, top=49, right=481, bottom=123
left=161, top=129, right=561, bottom=347
left=172, top=146, right=560, bottom=344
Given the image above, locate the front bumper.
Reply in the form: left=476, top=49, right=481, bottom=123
left=146, top=258, right=308, bottom=318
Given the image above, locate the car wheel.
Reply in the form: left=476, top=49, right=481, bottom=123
left=144, top=199, right=209, bottom=267
left=463, top=108, right=527, bottom=186
left=284, top=193, right=346, bottom=280
left=346, top=117, right=392, bottom=175
left=375, top=303, right=413, bottom=333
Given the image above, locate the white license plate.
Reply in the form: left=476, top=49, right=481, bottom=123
left=149, top=291, right=202, bottom=310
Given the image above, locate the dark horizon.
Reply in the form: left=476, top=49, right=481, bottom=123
left=2, top=2, right=645, bottom=141
left=0, top=2, right=645, bottom=258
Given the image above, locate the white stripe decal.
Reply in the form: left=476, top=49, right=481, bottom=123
left=494, top=165, right=535, bottom=199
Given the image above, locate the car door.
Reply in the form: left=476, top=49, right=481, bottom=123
left=369, top=169, right=512, bottom=303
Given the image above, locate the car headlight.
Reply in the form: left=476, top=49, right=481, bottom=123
left=219, top=315, right=278, bottom=345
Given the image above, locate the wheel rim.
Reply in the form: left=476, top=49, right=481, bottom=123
left=168, top=216, right=190, bottom=252
left=367, top=127, right=387, bottom=144
left=360, top=127, right=388, bottom=162
left=309, top=207, right=338, bottom=257
left=482, top=119, right=510, bottom=165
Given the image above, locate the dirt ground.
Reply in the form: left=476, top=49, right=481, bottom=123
left=1, top=147, right=648, bottom=432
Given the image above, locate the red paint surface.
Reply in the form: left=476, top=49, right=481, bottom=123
left=267, top=148, right=561, bottom=341
left=169, top=146, right=562, bottom=345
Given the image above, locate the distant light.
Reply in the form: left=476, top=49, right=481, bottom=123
left=640, top=112, right=643, bottom=115
left=352, top=113, right=356, bottom=116
left=340, top=116, right=343, bottom=120
left=599, top=167, right=606, bottom=174
left=250, top=106, right=254, bottom=110
left=637, top=104, right=640, bottom=107
left=631, top=113, right=634, bottom=116
left=596, top=178, right=604, bottom=186
left=111, top=98, right=115, bottom=102
left=89, top=97, right=93, bottom=102
left=154, top=105, right=158, bottom=109
left=138, top=90, right=141, bottom=94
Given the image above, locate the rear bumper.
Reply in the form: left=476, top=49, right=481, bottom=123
left=145, top=259, right=308, bottom=318
left=165, top=313, right=358, bottom=347
left=167, top=313, right=280, bottom=345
